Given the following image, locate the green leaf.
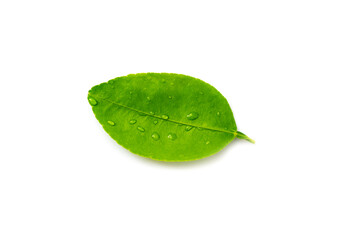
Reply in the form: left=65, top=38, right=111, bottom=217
left=87, top=73, right=254, bottom=162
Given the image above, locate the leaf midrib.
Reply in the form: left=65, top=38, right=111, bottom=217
left=94, top=96, right=237, bottom=137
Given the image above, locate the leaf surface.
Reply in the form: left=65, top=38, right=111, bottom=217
left=88, top=73, right=253, bottom=161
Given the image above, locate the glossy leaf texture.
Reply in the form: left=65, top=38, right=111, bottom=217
left=87, top=73, right=254, bottom=161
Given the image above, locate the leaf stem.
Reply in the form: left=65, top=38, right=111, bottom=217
left=236, top=131, right=255, bottom=144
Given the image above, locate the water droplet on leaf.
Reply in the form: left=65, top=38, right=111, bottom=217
left=187, top=112, right=199, bottom=120
left=129, top=119, right=137, bottom=124
left=150, top=111, right=154, bottom=115
left=185, top=126, right=193, bottom=131
left=206, top=141, right=210, bottom=145
left=161, top=115, right=169, bottom=120
left=107, top=120, right=115, bottom=126
left=88, top=97, right=98, bottom=106
left=217, top=112, right=220, bottom=116
left=168, top=133, right=177, bottom=140
left=151, top=132, right=160, bottom=141
left=137, top=126, right=145, bottom=132
left=153, top=120, right=158, bottom=125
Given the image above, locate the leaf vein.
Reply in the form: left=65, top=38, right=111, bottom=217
left=99, top=97, right=237, bottom=136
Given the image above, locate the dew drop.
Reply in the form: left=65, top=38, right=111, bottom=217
left=168, top=133, right=177, bottom=140
left=187, top=112, right=199, bottom=120
left=217, top=112, right=221, bottom=116
left=146, top=96, right=151, bottom=101
left=129, top=119, right=137, bottom=125
left=107, top=120, right=115, bottom=126
left=153, top=120, right=158, bottom=125
left=137, top=126, right=145, bottom=132
left=168, top=96, right=173, bottom=99
left=150, top=111, right=155, bottom=115
left=161, top=115, right=169, bottom=120
left=151, top=132, right=160, bottom=141
left=185, top=126, right=193, bottom=131
left=206, top=141, right=210, bottom=145
left=88, top=97, right=98, bottom=106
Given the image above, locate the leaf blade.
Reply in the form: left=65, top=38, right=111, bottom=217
left=88, top=73, right=249, bottom=161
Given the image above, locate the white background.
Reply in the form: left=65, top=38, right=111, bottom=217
left=1, top=1, right=360, bottom=239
